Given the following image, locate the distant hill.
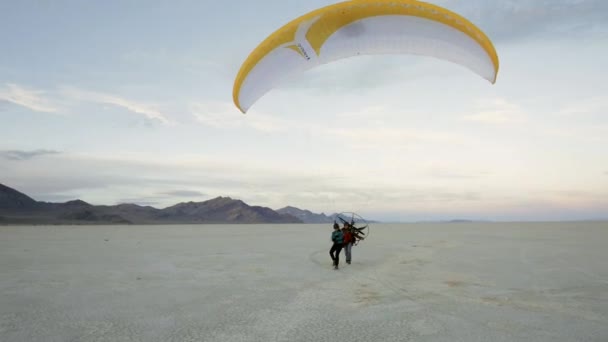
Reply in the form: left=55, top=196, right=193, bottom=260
left=158, top=197, right=299, bottom=224
left=0, top=183, right=40, bottom=209
left=0, top=183, right=301, bottom=225
left=276, top=206, right=335, bottom=223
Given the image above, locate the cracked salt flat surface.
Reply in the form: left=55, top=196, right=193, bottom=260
left=1, top=222, right=607, bottom=341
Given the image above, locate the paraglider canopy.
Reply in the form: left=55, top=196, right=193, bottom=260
left=233, top=0, right=499, bottom=113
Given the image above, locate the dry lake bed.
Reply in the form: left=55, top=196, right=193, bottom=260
left=1, top=222, right=607, bottom=341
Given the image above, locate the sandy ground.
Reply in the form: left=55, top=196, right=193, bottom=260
left=1, top=222, right=607, bottom=342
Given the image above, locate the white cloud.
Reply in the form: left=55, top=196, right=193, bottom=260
left=0, top=83, right=176, bottom=124
left=335, top=105, right=389, bottom=120
left=2, top=148, right=606, bottom=220
left=60, top=87, right=172, bottom=124
left=191, top=101, right=246, bottom=129
left=462, top=97, right=527, bottom=124
left=423, top=162, right=491, bottom=180
left=189, top=101, right=475, bottom=154
left=327, top=126, right=467, bottom=151
left=558, top=96, right=608, bottom=116
left=1, top=151, right=340, bottom=208
left=191, top=101, right=294, bottom=133
left=0, top=149, right=60, bottom=161
left=0, top=83, right=61, bottom=113
left=121, top=49, right=225, bottom=75
left=434, top=0, right=608, bottom=41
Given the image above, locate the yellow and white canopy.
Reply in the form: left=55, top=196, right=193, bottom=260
left=233, top=0, right=499, bottom=113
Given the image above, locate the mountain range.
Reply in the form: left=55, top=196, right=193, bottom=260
left=0, top=183, right=340, bottom=225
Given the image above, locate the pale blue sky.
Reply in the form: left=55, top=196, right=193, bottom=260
left=1, top=0, right=607, bottom=221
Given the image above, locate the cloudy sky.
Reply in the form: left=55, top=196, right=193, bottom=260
left=1, top=0, right=607, bottom=221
